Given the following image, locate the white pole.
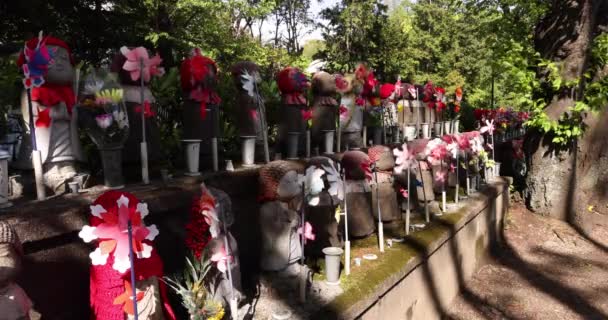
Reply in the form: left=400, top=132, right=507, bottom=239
left=405, top=164, right=411, bottom=235
left=343, top=171, right=350, bottom=275
left=374, top=166, right=384, bottom=253
left=220, top=205, right=238, bottom=319
left=442, top=158, right=446, bottom=213
left=139, top=58, right=149, bottom=184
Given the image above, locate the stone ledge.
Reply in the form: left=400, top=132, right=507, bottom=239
left=315, top=178, right=509, bottom=320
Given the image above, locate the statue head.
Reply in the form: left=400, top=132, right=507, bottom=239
left=0, top=222, right=22, bottom=288
left=17, top=36, right=75, bottom=85
left=180, top=49, right=218, bottom=93
left=311, top=71, right=337, bottom=96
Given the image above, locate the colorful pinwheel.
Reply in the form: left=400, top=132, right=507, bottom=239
left=120, top=46, right=164, bottom=82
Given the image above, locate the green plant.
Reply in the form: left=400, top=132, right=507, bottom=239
left=164, top=256, right=225, bottom=320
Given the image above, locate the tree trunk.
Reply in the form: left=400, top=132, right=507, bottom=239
left=525, top=0, right=607, bottom=236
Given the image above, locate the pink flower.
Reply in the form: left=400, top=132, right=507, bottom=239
left=95, top=113, right=113, bottom=129
left=120, top=46, right=163, bottom=82
left=400, top=188, right=409, bottom=198
left=211, top=246, right=232, bottom=274
left=455, top=134, right=471, bottom=152
left=298, top=222, right=316, bottom=243
left=425, top=138, right=448, bottom=164
left=355, top=97, right=365, bottom=106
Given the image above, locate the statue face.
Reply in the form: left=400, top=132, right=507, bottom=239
left=46, top=46, right=74, bottom=84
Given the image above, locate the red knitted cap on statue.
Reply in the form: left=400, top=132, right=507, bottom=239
left=180, top=49, right=218, bottom=91
left=379, top=83, right=395, bottom=100
left=16, top=36, right=74, bottom=67
left=276, top=67, right=309, bottom=94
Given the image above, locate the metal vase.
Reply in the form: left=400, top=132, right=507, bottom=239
left=100, top=147, right=125, bottom=189
left=182, top=139, right=201, bottom=176
left=241, top=136, right=256, bottom=166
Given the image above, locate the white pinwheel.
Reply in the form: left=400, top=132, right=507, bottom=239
left=322, top=160, right=344, bottom=201
left=301, top=166, right=325, bottom=206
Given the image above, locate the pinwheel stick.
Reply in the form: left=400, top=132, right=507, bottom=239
left=254, top=81, right=269, bottom=163
left=139, top=58, right=150, bottom=184
left=220, top=208, right=237, bottom=319
left=455, top=151, right=460, bottom=204
left=465, top=153, right=470, bottom=195
left=299, top=182, right=306, bottom=303
left=406, top=164, right=411, bottom=235
left=441, top=158, right=447, bottom=213
left=416, top=88, right=421, bottom=138
left=418, top=161, right=430, bottom=223
left=373, top=164, right=385, bottom=253
left=127, top=220, right=139, bottom=320
left=336, top=108, right=341, bottom=152
left=342, top=168, right=350, bottom=275
left=26, top=89, right=46, bottom=200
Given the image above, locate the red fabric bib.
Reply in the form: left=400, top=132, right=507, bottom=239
left=30, top=84, right=75, bottom=128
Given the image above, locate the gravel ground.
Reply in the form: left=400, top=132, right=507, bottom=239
left=446, top=202, right=608, bottom=320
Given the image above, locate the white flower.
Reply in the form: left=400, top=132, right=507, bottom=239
left=322, top=160, right=344, bottom=201
left=96, top=114, right=113, bottom=129
left=79, top=225, right=98, bottom=243
left=112, top=110, right=128, bottom=129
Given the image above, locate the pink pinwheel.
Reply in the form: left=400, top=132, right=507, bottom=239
left=120, top=46, right=164, bottom=82
left=199, top=184, right=220, bottom=238
left=435, top=170, right=447, bottom=183
left=298, top=222, right=316, bottom=244
left=360, top=160, right=373, bottom=181
left=78, top=194, right=158, bottom=273
left=425, top=138, right=448, bottom=165
left=450, top=163, right=456, bottom=173
left=400, top=188, right=409, bottom=198
left=211, top=246, right=233, bottom=274
left=393, top=143, right=416, bottom=174
left=455, top=134, right=471, bottom=152
left=135, top=100, right=156, bottom=118
left=480, top=119, right=495, bottom=135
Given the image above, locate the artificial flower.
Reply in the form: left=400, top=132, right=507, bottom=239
left=112, top=110, right=129, bottom=129
left=84, top=78, right=105, bottom=95
left=425, top=138, right=448, bottom=165
left=400, top=188, right=409, bottom=198
left=120, top=46, right=163, bottom=82
left=199, top=184, right=220, bottom=238
left=95, top=113, right=113, bottom=130
left=297, top=222, right=316, bottom=244
left=95, top=88, right=123, bottom=104
left=455, top=87, right=463, bottom=102
left=355, top=97, right=365, bottom=106
left=335, top=74, right=348, bottom=91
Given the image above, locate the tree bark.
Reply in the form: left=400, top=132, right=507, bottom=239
left=526, top=0, right=607, bottom=236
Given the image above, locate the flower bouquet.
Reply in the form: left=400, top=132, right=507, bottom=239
left=78, top=69, right=129, bottom=188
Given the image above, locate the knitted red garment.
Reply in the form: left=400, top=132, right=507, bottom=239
left=184, top=196, right=212, bottom=259
left=88, top=191, right=176, bottom=320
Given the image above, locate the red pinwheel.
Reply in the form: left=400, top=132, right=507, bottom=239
left=135, top=100, right=156, bottom=118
